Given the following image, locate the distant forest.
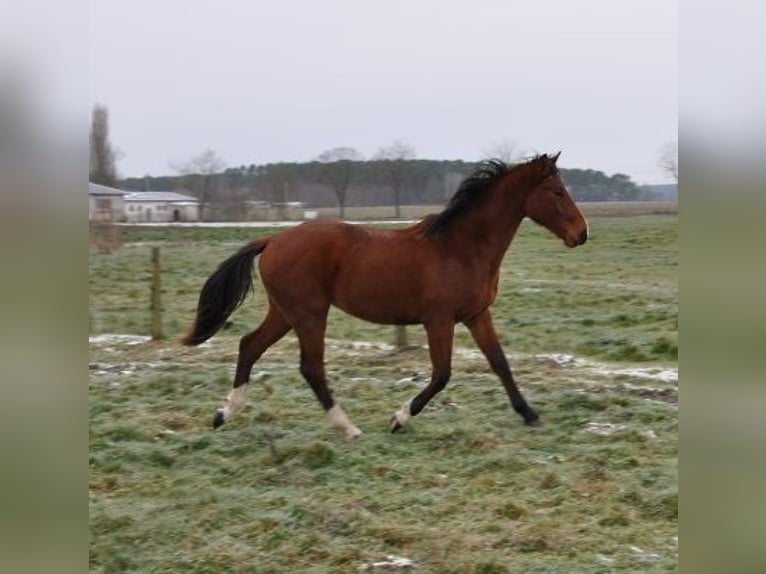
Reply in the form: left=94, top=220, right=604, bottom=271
left=120, top=159, right=661, bottom=216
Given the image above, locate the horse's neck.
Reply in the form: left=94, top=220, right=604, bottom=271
left=446, top=174, right=531, bottom=272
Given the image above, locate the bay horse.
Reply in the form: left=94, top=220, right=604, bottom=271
left=182, top=153, right=588, bottom=438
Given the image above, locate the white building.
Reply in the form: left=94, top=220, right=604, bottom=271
left=123, top=191, right=200, bottom=222
left=89, top=183, right=127, bottom=222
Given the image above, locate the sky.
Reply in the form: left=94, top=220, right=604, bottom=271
left=89, top=0, right=678, bottom=184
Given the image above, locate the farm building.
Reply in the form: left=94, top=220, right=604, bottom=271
left=123, top=191, right=200, bottom=222
left=89, top=182, right=127, bottom=222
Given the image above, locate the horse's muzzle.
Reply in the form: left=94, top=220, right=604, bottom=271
left=565, top=229, right=588, bottom=248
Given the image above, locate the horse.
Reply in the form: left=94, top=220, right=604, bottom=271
left=182, top=152, right=588, bottom=438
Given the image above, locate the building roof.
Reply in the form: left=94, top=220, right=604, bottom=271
left=89, top=182, right=127, bottom=196
left=124, top=191, right=199, bottom=203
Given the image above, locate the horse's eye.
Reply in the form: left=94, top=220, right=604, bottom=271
left=553, top=188, right=565, bottom=197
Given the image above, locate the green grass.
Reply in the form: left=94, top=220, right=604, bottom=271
left=89, top=213, right=677, bottom=572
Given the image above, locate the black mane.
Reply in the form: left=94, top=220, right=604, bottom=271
left=422, top=159, right=512, bottom=236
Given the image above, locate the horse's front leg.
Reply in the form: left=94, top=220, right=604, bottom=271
left=464, top=309, right=540, bottom=426
left=390, top=321, right=454, bottom=432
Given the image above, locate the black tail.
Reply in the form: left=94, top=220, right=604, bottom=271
left=181, top=239, right=267, bottom=346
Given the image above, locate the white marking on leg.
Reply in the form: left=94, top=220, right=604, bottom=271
left=393, top=399, right=412, bottom=428
left=220, top=385, right=247, bottom=421
left=327, top=405, right=363, bottom=439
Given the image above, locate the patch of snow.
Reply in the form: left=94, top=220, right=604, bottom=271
left=425, top=401, right=460, bottom=411
left=584, top=422, right=628, bottom=436
left=89, top=334, right=151, bottom=346
left=362, top=554, right=417, bottom=570
left=120, top=220, right=418, bottom=229
left=629, top=545, right=661, bottom=561
left=534, top=352, right=677, bottom=383
left=454, top=348, right=484, bottom=361
left=596, top=366, right=678, bottom=383
left=535, top=353, right=582, bottom=367
left=396, top=376, right=419, bottom=385
left=595, top=554, right=614, bottom=565
left=347, top=340, right=396, bottom=352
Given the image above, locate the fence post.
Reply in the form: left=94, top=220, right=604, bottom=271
left=150, top=247, right=165, bottom=340
left=394, top=325, right=408, bottom=349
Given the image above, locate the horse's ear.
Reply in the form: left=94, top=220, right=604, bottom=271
left=551, top=151, right=561, bottom=164
left=536, top=153, right=557, bottom=176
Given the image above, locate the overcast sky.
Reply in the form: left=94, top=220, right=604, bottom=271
left=89, top=0, right=678, bottom=184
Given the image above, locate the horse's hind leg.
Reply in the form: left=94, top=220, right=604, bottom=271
left=213, top=304, right=291, bottom=429
left=390, top=320, right=454, bottom=432
left=464, top=309, right=540, bottom=426
left=292, top=317, right=362, bottom=439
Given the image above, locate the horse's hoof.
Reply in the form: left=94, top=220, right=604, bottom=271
left=525, top=416, right=543, bottom=427
left=212, top=410, right=225, bottom=429
left=389, top=415, right=403, bottom=433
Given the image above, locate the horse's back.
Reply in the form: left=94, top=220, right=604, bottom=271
left=258, top=220, right=375, bottom=293
left=259, top=220, right=354, bottom=276
left=257, top=220, right=436, bottom=323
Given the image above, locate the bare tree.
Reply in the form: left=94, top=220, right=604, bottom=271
left=89, top=103, right=118, bottom=186
left=659, top=141, right=678, bottom=182
left=255, top=163, right=293, bottom=204
left=254, top=163, right=297, bottom=219
left=373, top=139, right=417, bottom=218
left=172, top=149, right=226, bottom=217
left=314, top=146, right=364, bottom=218
left=481, top=139, right=525, bottom=164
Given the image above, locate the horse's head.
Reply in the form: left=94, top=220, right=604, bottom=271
left=524, top=152, right=588, bottom=247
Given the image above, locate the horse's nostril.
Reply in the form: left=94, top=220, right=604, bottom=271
left=579, top=229, right=588, bottom=245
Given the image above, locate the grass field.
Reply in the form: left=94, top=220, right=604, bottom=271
left=89, top=210, right=677, bottom=572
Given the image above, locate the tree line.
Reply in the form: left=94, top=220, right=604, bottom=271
left=91, top=105, right=651, bottom=219
left=120, top=150, right=648, bottom=218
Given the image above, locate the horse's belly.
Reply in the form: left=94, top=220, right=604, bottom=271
left=332, top=272, right=423, bottom=325
left=333, top=289, right=421, bottom=325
